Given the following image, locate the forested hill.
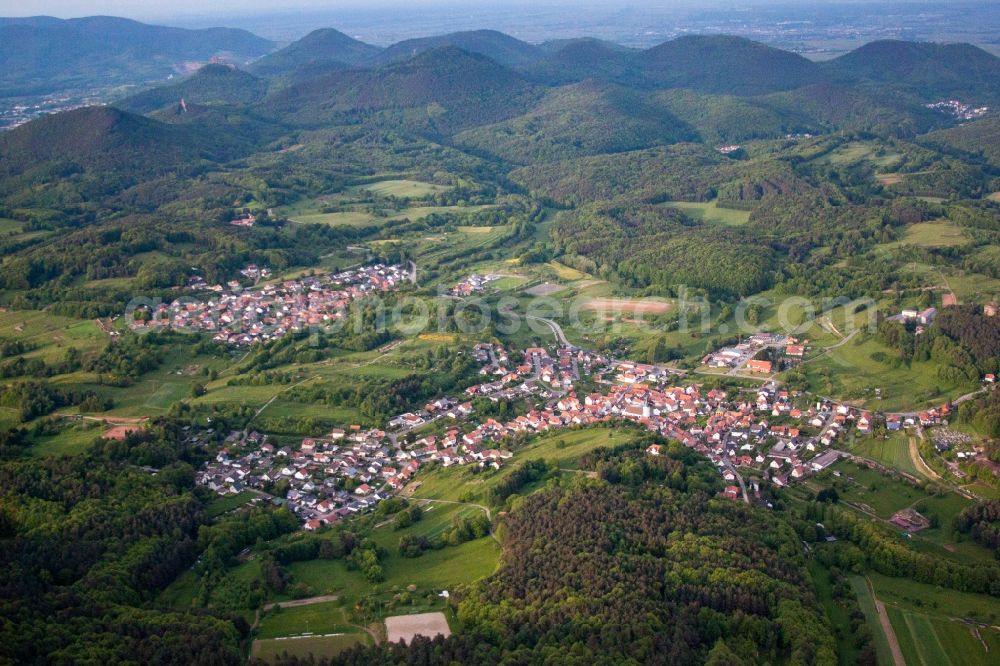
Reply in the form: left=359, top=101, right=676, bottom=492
left=372, top=29, right=544, bottom=68
left=824, top=40, right=1000, bottom=104
left=248, top=28, right=382, bottom=77
left=639, top=35, right=823, bottom=95
left=0, top=106, right=228, bottom=175
left=330, top=442, right=837, bottom=665
left=116, top=64, right=270, bottom=114
left=0, top=15, right=273, bottom=96
left=259, top=46, right=540, bottom=132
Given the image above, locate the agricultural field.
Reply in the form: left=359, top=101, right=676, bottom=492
left=806, top=461, right=993, bottom=565
left=0, top=310, right=106, bottom=365
left=289, top=205, right=489, bottom=228
left=887, top=605, right=999, bottom=666
left=848, top=576, right=897, bottom=666
left=665, top=199, right=751, bottom=225
left=852, top=432, right=926, bottom=479
left=869, top=572, right=1000, bottom=624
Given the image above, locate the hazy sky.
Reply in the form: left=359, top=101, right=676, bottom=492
left=6, top=0, right=593, bottom=19
left=0, top=0, right=871, bottom=21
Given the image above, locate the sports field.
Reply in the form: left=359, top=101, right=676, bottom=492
left=385, top=612, right=451, bottom=645
left=250, top=634, right=369, bottom=663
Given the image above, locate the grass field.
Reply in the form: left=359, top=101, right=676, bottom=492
left=0, top=217, right=24, bottom=233
left=815, top=461, right=927, bottom=518
left=546, top=261, right=589, bottom=281
left=204, top=491, right=258, bottom=517
left=256, top=602, right=356, bottom=639
left=411, top=428, right=637, bottom=504
left=159, top=569, right=200, bottom=609
left=286, top=536, right=498, bottom=601
left=0, top=310, right=105, bottom=365
left=883, top=220, right=969, bottom=249
left=801, top=332, right=975, bottom=411
left=853, top=432, right=925, bottom=479
left=888, top=605, right=1000, bottom=666
left=665, top=199, right=751, bottom=226
left=491, top=276, right=529, bottom=291
left=808, top=561, right=859, bottom=666
left=27, top=420, right=103, bottom=456
left=849, top=576, right=896, bottom=666
left=357, top=179, right=452, bottom=198
left=869, top=572, right=1000, bottom=623
left=250, top=634, right=369, bottom=664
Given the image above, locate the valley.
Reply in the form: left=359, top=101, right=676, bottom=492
left=1, top=10, right=1000, bottom=666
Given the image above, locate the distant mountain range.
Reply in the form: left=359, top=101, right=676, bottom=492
left=3, top=17, right=1000, bottom=183
left=0, top=15, right=273, bottom=96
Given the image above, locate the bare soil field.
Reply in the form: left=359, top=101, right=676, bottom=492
left=579, top=298, right=672, bottom=314
left=385, top=612, right=451, bottom=645
left=524, top=282, right=565, bottom=296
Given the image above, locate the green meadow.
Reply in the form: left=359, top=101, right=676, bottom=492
left=356, top=179, right=453, bottom=198
left=666, top=199, right=751, bottom=226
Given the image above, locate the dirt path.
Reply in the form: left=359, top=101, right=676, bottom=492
left=262, top=594, right=339, bottom=611
left=244, top=374, right=319, bottom=430
left=408, top=497, right=499, bottom=543
left=54, top=413, right=148, bottom=425
left=909, top=436, right=942, bottom=482
left=867, top=577, right=906, bottom=666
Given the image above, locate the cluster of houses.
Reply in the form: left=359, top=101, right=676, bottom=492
left=924, top=100, right=989, bottom=121
left=450, top=274, right=498, bottom=296
left=197, top=427, right=420, bottom=529
left=197, top=330, right=964, bottom=526
left=135, top=264, right=409, bottom=346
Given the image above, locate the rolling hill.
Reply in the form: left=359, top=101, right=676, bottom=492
left=373, top=29, right=544, bottom=67
left=0, top=105, right=262, bottom=205
left=759, top=83, right=941, bottom=138
left=455, top=80, right=694, bottom=163
left=921, top=114, right=1000, bottom=169
left=653, top=89, right=800, bottom=145
left=0, top=15, right=273, bottom=96
left=825, top=40, right=1000, bottom=104
left=248, top=27, right=382, bottom=77
left=522, top=38, right=639, bottom=85
left=116, top=64, right=270, bottom=114
left=260, top=46, right=539, bottom=133
left=639, top=35, right=823, bottom=96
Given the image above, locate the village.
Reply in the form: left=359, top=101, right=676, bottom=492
left=134, top=264, right=411, bottom=346
left=197, top=331, right=962, bottom=528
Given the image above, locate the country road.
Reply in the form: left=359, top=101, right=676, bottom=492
left=526, top=315, right=571, bottom=346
